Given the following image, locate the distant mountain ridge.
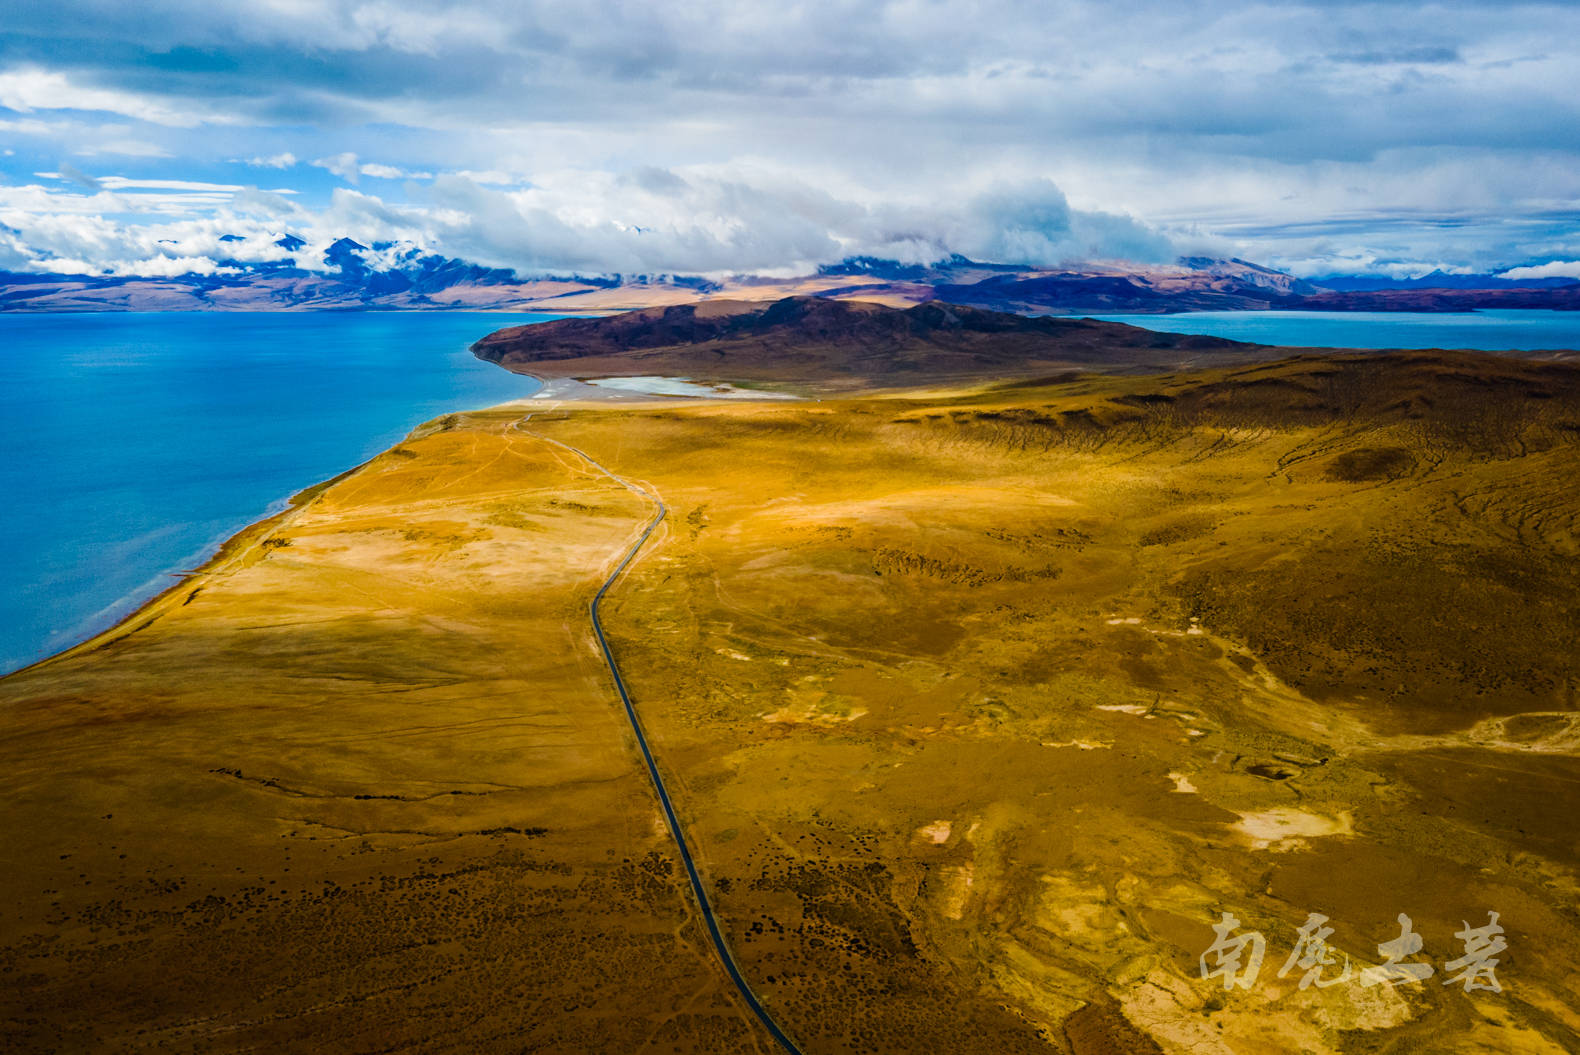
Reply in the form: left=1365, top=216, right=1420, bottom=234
left=1, top=239, right=1576, bottom=314
left=1315, top=270, right=1580, bottom=291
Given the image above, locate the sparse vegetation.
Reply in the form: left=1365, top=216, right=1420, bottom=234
left=4, top=350, right=1579, bottom=1054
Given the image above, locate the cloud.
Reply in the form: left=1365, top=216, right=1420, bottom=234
left=98, top=177, right=249, bottom=192
left=0, top=68, right=214, bottom=127
left=953, top=181, right=1174, bottom=266
left=309, top=154, right=429, bottom=183
left=74, top=139, right=172, bottom=158
left=19, top=150, right=1578, bottom=284
left=0, top=192, right=328, bottom=276
left=108, top=255, right=242, bottom=278
left=55, top=162, right=102, bottom=192
left=0, top=166, right=1176, bottom=277
left=0, top=117, right=56, bottom=137
left=1328, top=46, right=1463, bottom=66
left=359, top=162, right=433, bottom=180
left=407, top=171, right=1174, bottom=275
left=1, top=1, right=1579, bottom=276
left=1500, top=261, right=1580, bottom=280
left=312, top=152, right=363, bottom=183
left=452, top=169, right=524, bottom=186
left=243, top=152, right=297, bottom=168
left=230, top=186, right=303, bottom=216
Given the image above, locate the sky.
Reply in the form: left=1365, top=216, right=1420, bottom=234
left=2, top=0, right=1579, bottom=281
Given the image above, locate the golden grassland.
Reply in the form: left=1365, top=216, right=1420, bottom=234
left=3, top=351, right=1579, bottom=1053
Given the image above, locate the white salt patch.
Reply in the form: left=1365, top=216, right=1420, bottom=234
left=1233, top=808, right=1353, bottom=850
left=583, top=376, right=798, bottom=399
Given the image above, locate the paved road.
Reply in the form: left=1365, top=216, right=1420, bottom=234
left=521, top=422, right=806, bottom=1055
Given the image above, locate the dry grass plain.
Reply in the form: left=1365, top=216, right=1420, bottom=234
left=3, top=350, right=1579, bottom=1053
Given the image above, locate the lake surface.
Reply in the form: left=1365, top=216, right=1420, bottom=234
left=0, top=312, right=557, bottom=674
left=1089, top=309, right=1580, bottom=351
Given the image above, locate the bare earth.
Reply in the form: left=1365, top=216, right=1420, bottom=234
left=3, top=351, right=1579, bottom=1053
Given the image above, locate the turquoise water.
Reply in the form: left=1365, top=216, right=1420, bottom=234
left=1089, top=309, right=1580, bottom=351
left=0, top=312, right=556, bottom=674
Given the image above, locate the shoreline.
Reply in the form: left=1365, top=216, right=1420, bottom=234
left=1, top=373, right=803, bottom=682
left=1, top=452, right=378, bottom=681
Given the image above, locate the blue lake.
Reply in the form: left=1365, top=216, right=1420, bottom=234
left=0, top=312, right=554, bottom=674
left=1089, top=309, right=1580, bottom=351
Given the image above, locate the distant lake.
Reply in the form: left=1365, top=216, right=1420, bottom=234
left=0, top=312, right=557, bottom=674
left=1090, top=309, right=1580, bottom=351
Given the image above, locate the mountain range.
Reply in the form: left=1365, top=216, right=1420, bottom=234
left=2, top=238, right=1576, bottom=315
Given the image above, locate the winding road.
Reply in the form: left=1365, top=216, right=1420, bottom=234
left=521, top=421, right=806, bottom=1055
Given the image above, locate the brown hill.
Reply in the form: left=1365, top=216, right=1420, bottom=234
left=471, top=296, right=1266, bottom=386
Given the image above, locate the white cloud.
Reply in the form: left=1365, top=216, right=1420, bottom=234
left=408, top=169, right=1172, bottom=275
left=5, top=182, right=131, bottom=214
left=74, top=139, right=172, bottom=158
left=453, top=170, right=525, bottom=186
left=230, top=187, right=305, bottom=216
left=312, top=152, right=362, bottom=183
left=1500, top=261, right=1580, bottom=280
left=109, top=255, right=243, bottom=278
left=0, top=117, right=56, bottom=137
left=358, top=162, right=432, bottom=180
left=243, top=152, right=298, bottom=168
left=0, top=167, right=1177, bottom=278
left=0, top=201, right=317, bottom=276
left=98, top=177, right=248, bottom=192
left=0, top=69, right=215, bottom=128
left=2, top=1, right=1579, bottom=276
left=312, top=154, right=432, bottom=183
